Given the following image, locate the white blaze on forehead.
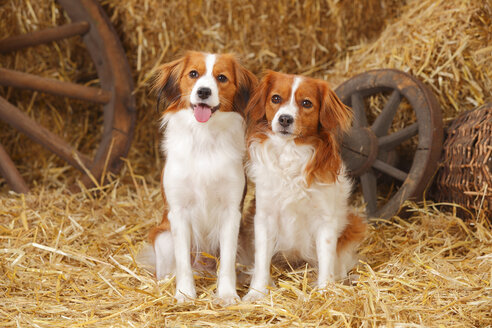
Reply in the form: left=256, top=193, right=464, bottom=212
left=205, top=54, right=216, bottom=77
left=272, top=76, right=303, bottom=135
left=275, top=76, right=303, bottom=117
left=289, top=77, right=302, bottom=109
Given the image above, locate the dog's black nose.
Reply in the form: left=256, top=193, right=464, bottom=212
left=197, top=87, right=212, bottom=100
left=278, top=114, right=294, bottom=127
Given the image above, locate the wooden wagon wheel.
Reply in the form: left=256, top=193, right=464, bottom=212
left=0, top=0, right=135, bottom=193
left=335, top=69, right=443, bottom=220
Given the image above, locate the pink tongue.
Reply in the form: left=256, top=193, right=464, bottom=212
left=193, top=105, right=212, bottom=123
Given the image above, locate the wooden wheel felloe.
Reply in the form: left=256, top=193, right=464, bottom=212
left=335, top=69, right=443, bottom=220
left=0, top=0, right=135, bottom=193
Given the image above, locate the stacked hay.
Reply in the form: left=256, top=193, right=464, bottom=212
left=107, top=0, right=404, bottom=76
left=0, top=0, right=405, bottom=184
left=1, top=0, right=491, bottom=326
left=327, top=0, right=492, bottom=120
left=1, top=177, right=491, bottom=326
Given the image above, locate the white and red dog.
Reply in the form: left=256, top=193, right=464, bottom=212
left=146, top=51, right=256, bottom=304
left=242, top=71, right=367, bottom=301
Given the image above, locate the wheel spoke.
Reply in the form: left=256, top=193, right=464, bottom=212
left=0, top=68, right=111, bottom=104
left=371, top=90, right=401, bottom=137
left=378, top=123, right=418, bottom=150
left=0, top=96, right=92, bottom=172
left=372, top=159, right=408, bottom=181
left=0, top=143, right=29, bottom=193
left=360, top=170, right=378, bottom=217
left=0, top=21, right=90, bottom=53
left=351, top=92, right=368, bottom=127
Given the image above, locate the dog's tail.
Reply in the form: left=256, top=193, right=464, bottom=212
left=137, top=212, right=174, bottom=278
left=137, top=230, right=176, bottom=279
left=136, top=242, right=157, bottom=274
left=336, top=212, right=368, bottom=279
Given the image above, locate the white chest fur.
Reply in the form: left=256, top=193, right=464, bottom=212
left=161, top=109, right=246, bottom=251
left=248, top=134, right=314, bottom=199
left=162, top=109, right=245, bottom=163
left=248, top=134, right=352, bottom=262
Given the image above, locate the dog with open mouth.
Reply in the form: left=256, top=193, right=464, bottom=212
left=142, top=51, right=256, bottom=304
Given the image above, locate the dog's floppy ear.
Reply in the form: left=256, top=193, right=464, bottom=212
left=233, top=61, right=258, bottom=114
left=245, top=70, right=275, bottom=123
left=319, top=81, right=352, bottom=133
left=152, top=56, right=186, bottom=111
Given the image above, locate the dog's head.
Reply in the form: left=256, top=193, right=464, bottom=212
left=246, top=70, right=352, bottom=137
left=153, top=51, right=257, bottom=123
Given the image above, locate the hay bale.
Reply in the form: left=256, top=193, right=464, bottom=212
left=105, top=0, right=404, bottom=75
left=327, top=0, right=492, bottom=120
left=2, top=0, right=490, bottom=185
left=0, top=0, right=404, bottom=185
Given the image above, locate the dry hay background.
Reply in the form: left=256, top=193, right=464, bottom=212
left=0, top=0, right=491, bottom=327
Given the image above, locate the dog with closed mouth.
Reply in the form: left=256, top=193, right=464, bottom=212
left=241, top=71, right=367, bottom=301
left=143, top=51, right=256, bottom=304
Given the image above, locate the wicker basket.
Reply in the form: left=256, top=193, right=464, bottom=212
left=436, top=103, right=491, bottom=218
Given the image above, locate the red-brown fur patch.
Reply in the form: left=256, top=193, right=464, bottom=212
left=149, top=167, right=170, bottom=244
left=336, top=213, right=367, bottom=254
left=295, top=131, right=342, bottom=185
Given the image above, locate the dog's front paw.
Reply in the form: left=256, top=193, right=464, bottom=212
left=215, top=291, right=240, bottom=306
left=316, top=280, right=336, bottom=293
left=156, top=272, right=173, bottom=281
left=174, top=286, right=196, bottom=303
left=242, top=289, right=268, bottom=302
left=317, top=275, right=336, bottom=291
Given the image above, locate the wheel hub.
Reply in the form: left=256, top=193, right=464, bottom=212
left=341, top=127, right=379, bottom=176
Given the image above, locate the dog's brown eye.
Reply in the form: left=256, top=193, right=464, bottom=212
left=217, top=74, right=228, bottom=83
left=302, top=99, right=313, bottom=108
left=271, top=94, right=282, bottom=104
left=189, top=70, right=199, bottom=78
